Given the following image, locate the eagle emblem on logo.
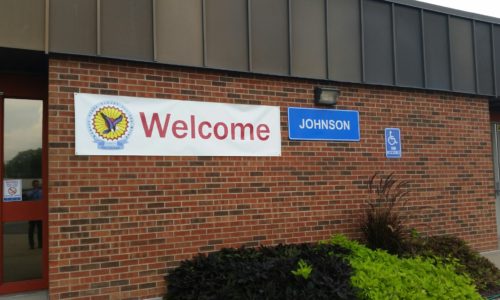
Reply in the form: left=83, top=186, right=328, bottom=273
left=87, top=101, right=134, bottom=150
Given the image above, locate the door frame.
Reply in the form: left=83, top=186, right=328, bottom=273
left=0, top=74, right=48, bottom=294
left=492, top=123, right=500, bottom=244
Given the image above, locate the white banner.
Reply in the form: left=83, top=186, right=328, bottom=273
left=74, top=93, right=281, bottom=156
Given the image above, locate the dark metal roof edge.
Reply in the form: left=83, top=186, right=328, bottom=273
left=386, top=0, right=500, bottom=25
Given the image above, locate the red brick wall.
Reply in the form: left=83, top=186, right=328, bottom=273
left=48, top=55, right=498, bottom=299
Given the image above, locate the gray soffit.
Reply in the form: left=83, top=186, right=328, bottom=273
left=1, top=0, right=500, bottom=98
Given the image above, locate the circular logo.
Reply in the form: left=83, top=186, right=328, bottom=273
left=87, top=101, right=134, bottom=150
left=91, top=106, right=129, bottom=140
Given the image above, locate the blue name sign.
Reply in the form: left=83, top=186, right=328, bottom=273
left=288, top=107, right=360, bottom=141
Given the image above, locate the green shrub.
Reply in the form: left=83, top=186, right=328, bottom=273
left=360, top=173, right=410, bottom=255
left=406, top=235, right=500, bottom=292
left=164, top=243, right=357, bottom=300
left=329, top=235, right=482, bottom=300
left=359, top=172, right=500, bottom=296
left=291, top=259, right=313, bottom=280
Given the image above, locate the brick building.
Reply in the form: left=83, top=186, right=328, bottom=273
left=1, top=0, right=500, bottom=299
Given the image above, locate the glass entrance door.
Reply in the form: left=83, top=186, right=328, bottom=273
left=0, top=95, right=47, bottom=294
left=492, top=123, right=500, bottom=243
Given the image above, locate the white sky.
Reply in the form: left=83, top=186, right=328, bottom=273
left=415, top=0, right=500, bottom=19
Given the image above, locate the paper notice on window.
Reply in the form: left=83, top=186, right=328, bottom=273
left=3, top=179, right=22, bottom=202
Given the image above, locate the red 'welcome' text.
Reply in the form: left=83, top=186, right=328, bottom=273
left=140, top=113, right=270, bottom=141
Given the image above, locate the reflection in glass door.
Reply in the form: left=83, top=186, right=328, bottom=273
left=0, top=98, right=47, bottom=294
left=4, top=221, right=43, bottom=282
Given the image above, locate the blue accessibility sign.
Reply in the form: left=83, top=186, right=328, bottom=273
left=385, top=128, right=401, bottom=158
left=288, top=107, right=360, bottom=141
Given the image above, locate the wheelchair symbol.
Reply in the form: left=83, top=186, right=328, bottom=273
left=387, top=131, right=398, bottom=146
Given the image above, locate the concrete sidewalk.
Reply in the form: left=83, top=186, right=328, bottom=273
left=482, top=250, right=500, bottom=269
left=0, top=291, right=47, bottom=300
